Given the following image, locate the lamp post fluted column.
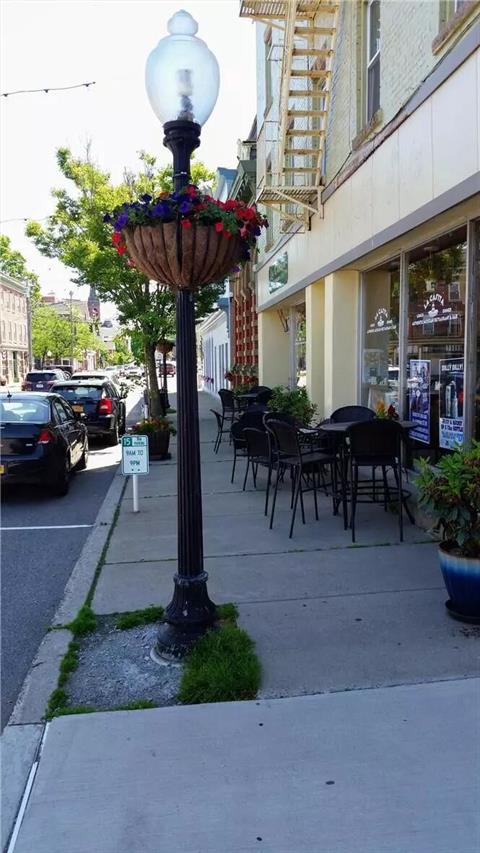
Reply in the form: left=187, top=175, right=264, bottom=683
left=154, top=120, right=216, bottom=660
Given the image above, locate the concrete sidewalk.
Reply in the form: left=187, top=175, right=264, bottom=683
left=6, top=391, right=480, bottom=852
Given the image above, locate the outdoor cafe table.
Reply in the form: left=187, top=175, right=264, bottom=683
left=315, top=420, right=416, bottom=524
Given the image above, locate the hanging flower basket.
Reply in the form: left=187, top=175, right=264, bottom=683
left=104, top=186, right=268, bottom=292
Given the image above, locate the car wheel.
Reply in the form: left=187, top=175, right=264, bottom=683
left=105, top=422, right=119, bottom=446
left=51, top=458, right=70, bottom=497
left=76, top=438, right=89, bottom=470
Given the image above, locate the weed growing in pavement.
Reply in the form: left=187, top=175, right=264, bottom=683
left=179, top=624, right=261, bottom=705
left=67, top=605, right=97, bottom=636
left=58, top=642, right=80, bottom=687
left=45, top=688, right=69, bottom=719
left=112, top=700, right=157, bottom=711
left=215, top=602, right=238, bottom=624
left=85, top=479, right=127, bottom=607
left=115, top=606, right=164, bottom=630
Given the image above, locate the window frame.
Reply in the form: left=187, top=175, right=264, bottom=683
left=365, top=0, right=381, bottom=125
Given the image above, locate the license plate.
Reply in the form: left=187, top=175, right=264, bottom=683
left=72, top=404, right=84, bottom=413
left=0, top=464, right=5, bottom=475
left=36, top=382, right=44, bottom=388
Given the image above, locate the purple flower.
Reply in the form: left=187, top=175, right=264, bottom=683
left=141, top=193, right=152, bottom=203
left=179, top=201, right=192, bottom=214
left=103, top=213, right=111, bottom=223
left=114, top=213, right=129, bottom=229
left=151, top=202, right=170, bottom=217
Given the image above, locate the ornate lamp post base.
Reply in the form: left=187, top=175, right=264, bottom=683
left=154, top=571, right=216, bottom=661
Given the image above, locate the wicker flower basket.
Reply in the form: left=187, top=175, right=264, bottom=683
left=123, top=222, right=242, bottom=291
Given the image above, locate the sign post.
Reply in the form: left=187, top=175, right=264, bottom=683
left=121, top=435, right=149, bottom=513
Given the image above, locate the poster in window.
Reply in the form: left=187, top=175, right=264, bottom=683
left=408, top=359, right=430, bottom=444
left=439, top=358, right=464, bottom=449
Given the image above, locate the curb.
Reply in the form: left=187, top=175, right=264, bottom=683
left=7, top=448, right=128, bottom=729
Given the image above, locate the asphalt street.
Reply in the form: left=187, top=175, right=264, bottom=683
left=0, top=387, right=145, bottom=729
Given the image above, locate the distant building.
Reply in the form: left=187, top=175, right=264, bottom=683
left=87, top=285, right=101, bottom=323
left=0, top=273, right=29, bottom=384
left=196, top=167, right=237, bottom=394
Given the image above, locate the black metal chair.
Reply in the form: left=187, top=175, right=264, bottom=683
left=218, top=388, right=237, bottom=424
left=346, top=420, right=413, bottom=543
left=243, top=428, right=273, bottom=514
left=267, top=419, right=336, bottom=538
left=330, top=405, right=375, bottom=423
left=230, top=408, right=266, bottom=482
left=211, top=409, right=231, bottom=454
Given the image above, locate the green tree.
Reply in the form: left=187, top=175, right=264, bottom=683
left=32, top=304, right=106, bottom=365
left=0, top=235, right=41, bottom=303
left=26, top=147, right=222, bottom=415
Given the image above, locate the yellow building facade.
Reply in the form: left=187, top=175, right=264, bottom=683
left=241, top=0, right=480, bottom=461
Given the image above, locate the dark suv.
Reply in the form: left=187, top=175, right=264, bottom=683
left=22, top=370, right=66, bottom=391
left=51, top=380, right=126, bottom=445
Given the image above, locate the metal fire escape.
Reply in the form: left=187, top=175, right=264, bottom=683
left=239, top=0, right=339, bottom=225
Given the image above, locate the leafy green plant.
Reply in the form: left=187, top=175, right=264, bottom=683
left=416, top=441, right=480, bottom=558
left=268, top=386, right=317, bottom=426
left=130, top=417, right=176, bottom=436
left=58, top=642, right=80, bottom=687
left=179, top=625, right=261, bottom=705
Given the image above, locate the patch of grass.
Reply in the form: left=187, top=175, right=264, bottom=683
left=45, top=688, right=69, bottom=719
left=216, top=602, right=238, bottom=624
left=50, top=705, right=96, bottom=719
left=115, top=606, right=164, bottom=630
left=179, top=624, right=261, bottom=705
left=58, top=641, right=80, bottom=687
left=113, top=700, right=157, bottom=711
left=66, top=604, right=97, bottom=637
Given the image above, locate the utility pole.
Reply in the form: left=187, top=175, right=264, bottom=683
left=69, top=290, right=75, bottom=370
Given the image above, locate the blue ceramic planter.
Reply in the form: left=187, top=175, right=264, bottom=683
left=439, top=542, right=480, bottom=620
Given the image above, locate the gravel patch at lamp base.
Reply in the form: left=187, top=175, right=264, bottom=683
left=67, top=618, right=182, bottom=710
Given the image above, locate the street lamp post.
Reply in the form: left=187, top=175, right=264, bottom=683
left=146, top=9, right=220, bottom=659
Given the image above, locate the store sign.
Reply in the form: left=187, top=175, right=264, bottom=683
left=411, top=293, right=459, bottom=327
left=439, top=358, right=464, bottom=449
left=408, top=359, right=430, bottom=444
left=268, top=253, right=288, bottom=294
left=366, top=307, right=396, bottom=335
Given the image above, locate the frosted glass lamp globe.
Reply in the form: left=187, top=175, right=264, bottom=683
left=145, top=9, right=220, bottom=127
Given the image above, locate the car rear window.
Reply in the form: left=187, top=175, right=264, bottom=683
left=0, top=399, right=50, bottom=423
left=26, top=372, right=57, bottom=382
left=56, top=385, right=103, bottom=400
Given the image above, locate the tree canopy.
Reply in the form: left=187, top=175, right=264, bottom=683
left=26, top=146, right=224, bottom=413
left=0, top=235, right=41, bottom=302
left=32, top=304, right=106, bottom=364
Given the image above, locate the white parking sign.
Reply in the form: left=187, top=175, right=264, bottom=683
left=121, top=435, right=149, bottom=475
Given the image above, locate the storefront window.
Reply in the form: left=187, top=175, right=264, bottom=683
left=361, top=261, right=400, bottom=412
left=406, top=226, right=467, bottom=462
left=474, top=220, right=480, bottom=442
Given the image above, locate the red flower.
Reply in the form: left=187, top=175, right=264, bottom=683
left=112, top=232, right=122, bottom=245
left=117, top=245, right=126, bottom=255
left=185, top=185, right=197, bottom=197
left=215, top=221, right=224, bottom=233
left=181, top=219, right=192, bottom=229
left=224, top=230, right=232, bottom=238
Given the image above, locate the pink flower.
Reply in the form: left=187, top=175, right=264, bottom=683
left=215, top=221, right=224, bottom=233
left=181, top=219, right=192, bottom=229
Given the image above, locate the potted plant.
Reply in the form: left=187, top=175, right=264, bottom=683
left=375, top=401, right=399, bottom=420
left=416, top=441, right=480, bottom=622
left=130, top=416, right=177, bottom=461
left=104, top=186, right=268, bottom=289
left=268, top=386, right=317, bottom=426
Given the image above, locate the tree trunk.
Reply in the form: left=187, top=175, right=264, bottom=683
left=145, top=342, right=162, bottom=417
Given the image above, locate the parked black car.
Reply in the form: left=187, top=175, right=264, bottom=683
left=22, top=370, right=66, bottom=391
left=0, top=392, right=88, bottom=496
left=51, top=380, right=126, bottom=445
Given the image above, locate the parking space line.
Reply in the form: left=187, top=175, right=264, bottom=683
left=1, top=524, right=93, bottom=531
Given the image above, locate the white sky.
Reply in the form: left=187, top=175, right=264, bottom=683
left=0, top=0, right=256, bottom=316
